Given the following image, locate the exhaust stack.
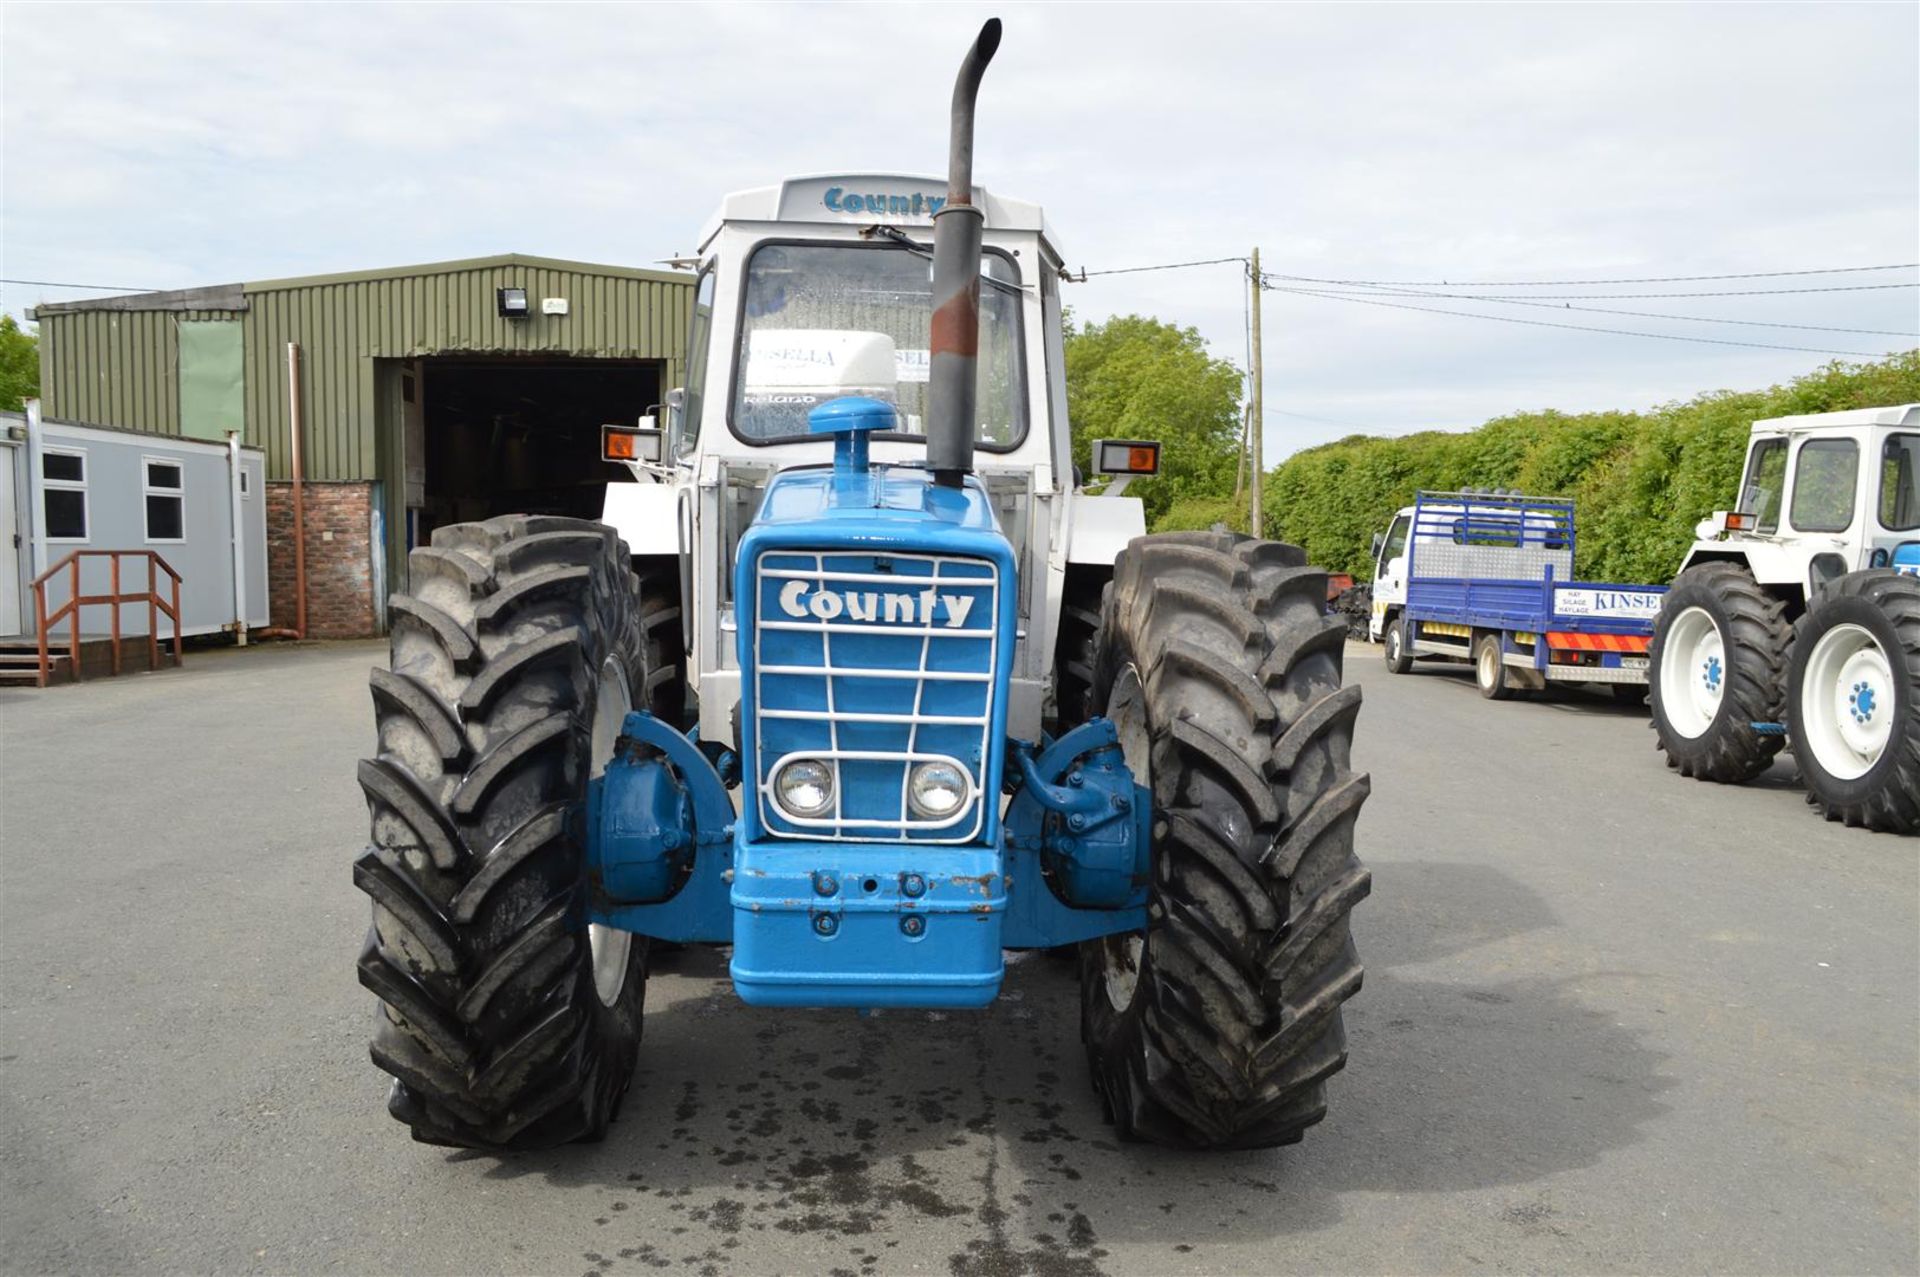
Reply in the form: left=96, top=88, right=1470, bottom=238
left=926, top=17, right=1001, bottom=488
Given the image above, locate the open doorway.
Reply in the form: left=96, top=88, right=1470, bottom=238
left=415, top=356, right=660, bottom=540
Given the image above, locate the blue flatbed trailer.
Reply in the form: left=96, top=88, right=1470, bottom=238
left=1399, top=491, right=1667, bottom=695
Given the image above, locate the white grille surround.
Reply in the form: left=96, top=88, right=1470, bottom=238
left=750, top=551, right=1001, bottom=843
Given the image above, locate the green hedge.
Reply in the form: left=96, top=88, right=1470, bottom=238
left=1234, top=351, right=1920, bottom=584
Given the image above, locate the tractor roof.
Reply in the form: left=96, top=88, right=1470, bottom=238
left=701, top=173, right=1064, bottom=261
left=1752, top=403, right=1919, bottom=431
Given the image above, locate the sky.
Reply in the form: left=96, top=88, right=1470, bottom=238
left=4, top=1, right=1916, bottom=463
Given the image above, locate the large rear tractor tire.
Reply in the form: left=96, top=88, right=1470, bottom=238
left=355, top=515, right=652, bottom=1150
left=1079, top=531, right=1371, bottom=1150
left=1053, top=569, right=1109, bottom=734
left=1650, top=564, right=1789, bottom=783
left=633, top=559, right=690, bottom=729
left=1787, top=570, right=1920, bottom=833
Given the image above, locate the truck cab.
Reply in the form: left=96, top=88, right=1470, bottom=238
left=1367, top=505, right=1413, bottom=642
left=598, top=174, right=1148, bottom=746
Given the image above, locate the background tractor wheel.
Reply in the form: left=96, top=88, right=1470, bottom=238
left=1383, top=617, right=1414, bottom=674
left=1649, top=564, right=1789, bottom=783
left=356, top=515, right=652, bottom=1150
left=1787, top=570, right=1920, bottom=832
left=1078, top=530, right=1371, bottom=1150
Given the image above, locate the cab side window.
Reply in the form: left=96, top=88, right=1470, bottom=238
left=1789, top=438, right=1859, bottom=534
left=1879, top=433, right=1919, bottom=531
left=1383, top=515, right=1410, bottom=563
left=676, top=268, right=716, bottom=457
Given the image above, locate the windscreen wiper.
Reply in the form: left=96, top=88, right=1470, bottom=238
left=861, top=223, right=1027, bottom=296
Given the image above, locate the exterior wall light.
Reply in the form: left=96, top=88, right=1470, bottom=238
left=497, top=287, right=529, bottom=319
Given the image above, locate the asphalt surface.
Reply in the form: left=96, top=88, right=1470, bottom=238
left=1, top=639, right=1915, bottom=1276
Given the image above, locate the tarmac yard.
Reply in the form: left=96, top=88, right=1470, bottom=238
left=1, top=641, right=1915, bottom=1275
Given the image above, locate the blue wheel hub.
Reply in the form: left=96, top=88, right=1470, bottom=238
left=1702, top=655, right=1723, bottom=693
left=1850, top=680, right=1877, bottom=724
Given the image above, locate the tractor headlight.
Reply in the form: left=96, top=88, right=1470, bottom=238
left=907, top=761, right=969, bottom=820
left=774, top=758, right=835, bottom=819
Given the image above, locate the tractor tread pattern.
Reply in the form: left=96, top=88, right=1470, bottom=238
left=356, top=513, right=649, bottom=1151
left=1650, top=563, right=1790, bottom=783
left=1080, top=529, right=1371, bottom=1151
left=1788, top=570, right=1920, bottom=833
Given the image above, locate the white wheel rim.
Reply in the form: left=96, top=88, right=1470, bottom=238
left=588, top=657, right=634, bottom=1008
left=1477, top=641, right=1499, bottom=691
left=1099, top=665, right=1151, bottom=1013
left=1660, top=607, right=1726, bottom=739
left=1800, top=622, right=1894, bottom=781
left=1386, top=627, right=1400, bottom=663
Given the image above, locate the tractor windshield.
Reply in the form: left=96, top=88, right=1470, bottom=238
left=730, top=242, right=1025, bottom=449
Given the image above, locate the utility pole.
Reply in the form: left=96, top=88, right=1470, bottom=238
left=1248, top=247, right=1264, bottom=539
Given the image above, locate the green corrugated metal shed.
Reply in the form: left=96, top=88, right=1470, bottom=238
left=32, top=253, right=695, bottom=482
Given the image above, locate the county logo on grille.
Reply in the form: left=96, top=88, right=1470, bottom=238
left=775, top=581, right=978, bottom=628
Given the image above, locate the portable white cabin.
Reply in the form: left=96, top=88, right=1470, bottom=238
left=1, top=405, right=268, bottom=641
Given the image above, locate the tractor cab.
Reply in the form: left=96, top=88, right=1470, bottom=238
left=1682, top=404, right=1920, bottom=608
left=600, top=173, right=1150, bottom=747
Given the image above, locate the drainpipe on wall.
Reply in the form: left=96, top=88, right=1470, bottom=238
left=227, top=432, right=248, bottom=646
left=23, top=399, right=46, bottom=579
left=287, top=342, right=308, bottom=639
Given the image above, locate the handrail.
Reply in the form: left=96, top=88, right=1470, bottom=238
left=30, top=550, right=183, bottom=688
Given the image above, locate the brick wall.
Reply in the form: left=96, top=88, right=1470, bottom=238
left=264, top=481, right=378, bottom=638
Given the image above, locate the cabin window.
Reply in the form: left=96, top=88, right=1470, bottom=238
left=1381, top=514, right=1410, bottom=563
left=1879, top=433, right=1919, bottom=532
left=1789, top=438, right=1858, bottom=534
left=676, top=266, right=716, bottom=458
left=144, top=458, right=186, bottom=542
left=42, top=447, right=88, bottom=541
left=1740, top=438, right=1788, bottom=534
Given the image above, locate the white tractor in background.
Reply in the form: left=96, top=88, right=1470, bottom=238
left=1649, top=403, right=1920, bottom=832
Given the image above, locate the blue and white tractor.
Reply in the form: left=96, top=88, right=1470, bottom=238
left=1648, top=403, right=1920, bottom=831
left=354, top=21, right=1371, bottom=1152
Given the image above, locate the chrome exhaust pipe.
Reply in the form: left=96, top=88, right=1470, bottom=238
left=926, top=17, right=1001, bottom=488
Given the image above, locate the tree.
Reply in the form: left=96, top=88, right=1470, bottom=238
left=1063, top=314, right=1243, bottom=526
left=0, top=316, right=38, bottom=413
left=1256, top=349, right=1920, bottom=584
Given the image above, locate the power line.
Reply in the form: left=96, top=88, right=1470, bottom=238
left=1268, top=286, right=1894, bottom=358
left=1, top=278, right=156, bottom=292
left=1073, top=256, right=1247, bottom=279
left=1273, top=280, right=1919, bottom=337
left=1270, top=276, right=1917, bottom=300
left=1274, top=263, right=1918, bottom=287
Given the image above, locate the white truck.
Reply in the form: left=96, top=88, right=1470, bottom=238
left=1648, top=403, right=1920, bottom=832
left=1368, top=490, right=1664, bottom=702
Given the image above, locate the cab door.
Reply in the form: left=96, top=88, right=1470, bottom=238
left=1873, top=428, right=1920, bottom=574
left=1370, top=511, right=1412, bottom=639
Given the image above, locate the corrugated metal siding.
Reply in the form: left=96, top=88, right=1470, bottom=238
left=39, top=261, right=692, bottom=482
left=38, top=309, right=230, bottom=436
left=243, top=264, right=691, bottom=480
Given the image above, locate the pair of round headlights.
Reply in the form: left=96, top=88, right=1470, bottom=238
left=773, top=758, right=970, bottom=822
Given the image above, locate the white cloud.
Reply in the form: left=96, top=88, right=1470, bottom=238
left=4, top=1, right=1914, bottom=457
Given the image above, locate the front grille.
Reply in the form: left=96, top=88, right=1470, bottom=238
left=751, top=550, right=999, bottom=842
